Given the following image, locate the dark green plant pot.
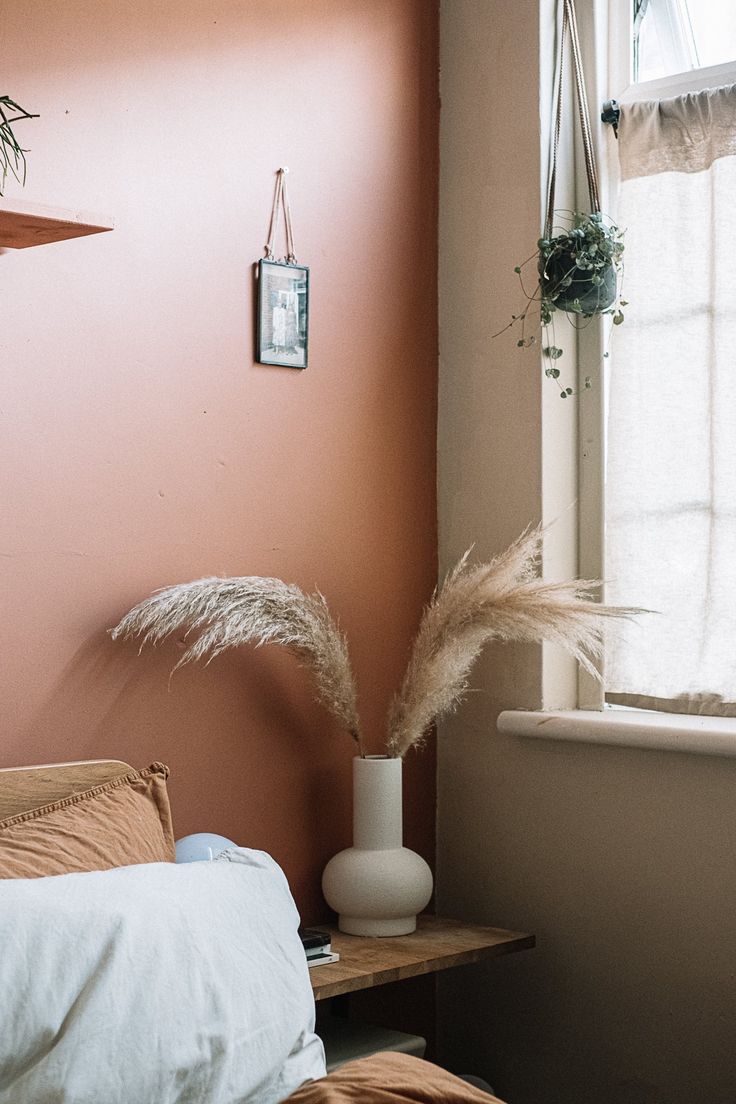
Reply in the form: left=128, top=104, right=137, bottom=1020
left=540, top=252, right=617, bottom=315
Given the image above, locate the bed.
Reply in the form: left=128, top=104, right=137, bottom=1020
left=0, top=759, right=505, bottom=1104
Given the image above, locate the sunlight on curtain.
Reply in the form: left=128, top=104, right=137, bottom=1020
left=605, top=84, right=736, bottom=716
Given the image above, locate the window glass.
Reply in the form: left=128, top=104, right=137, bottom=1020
left=635, top=0, right=736, bottom=83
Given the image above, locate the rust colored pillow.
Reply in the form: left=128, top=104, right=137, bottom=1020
left=285, top=1053, right=506, bottom=1103
left=0, top=762, right=175, bottom=878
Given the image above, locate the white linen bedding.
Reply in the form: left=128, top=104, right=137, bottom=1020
left=0, top=848, right=325, bottom=1103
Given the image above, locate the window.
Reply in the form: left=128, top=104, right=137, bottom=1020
left=635, top=0, right=736, bottom=84
left=589, top=3, right=736, bottom=718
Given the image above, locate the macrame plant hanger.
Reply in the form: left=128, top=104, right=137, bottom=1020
left=545, top=0, right=601, bottom=242
left=256, top=168, right=309, bottom=370
left=540, top=0, right=620, bottom=319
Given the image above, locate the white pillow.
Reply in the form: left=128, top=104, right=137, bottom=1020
left=0, top=848, right=325, bottom=1103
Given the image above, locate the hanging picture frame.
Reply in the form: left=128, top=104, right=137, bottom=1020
left=256, top=168, right=309, bottom=369
left=256, top=258, right=309, bottom=369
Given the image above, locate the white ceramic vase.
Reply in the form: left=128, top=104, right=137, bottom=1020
left=321, top=755, right=433, bottom=936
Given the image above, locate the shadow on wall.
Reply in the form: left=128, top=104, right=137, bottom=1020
left=19, top=630, right=311, bottom=756
left=12, top=630, right=354, bottom=920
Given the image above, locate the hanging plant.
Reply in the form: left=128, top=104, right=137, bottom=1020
left=538, top=211, right=623, bottom=316
left=0, top=95, right=39, bottom=196
left=498, top=210, right=626, bottom=396
left=494, top=0, right=626, bottom=397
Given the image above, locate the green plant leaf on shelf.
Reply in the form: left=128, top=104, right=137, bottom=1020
left=0, top=95, right=39, bottom=196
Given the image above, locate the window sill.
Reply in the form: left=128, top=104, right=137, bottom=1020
left=497, top=709, right=736, bottom=759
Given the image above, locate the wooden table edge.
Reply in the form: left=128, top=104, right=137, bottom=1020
left=310, top=918, right=535, bottom=1001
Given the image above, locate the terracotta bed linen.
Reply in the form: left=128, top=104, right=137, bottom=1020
left=285, top=1052, right=505, bottom=1103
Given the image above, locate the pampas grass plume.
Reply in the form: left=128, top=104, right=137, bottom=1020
left=111, top=528, right=641, bottom=761
left=386, top=526, right=642, bottom=757
left=111, top=575, right=364, bottom=756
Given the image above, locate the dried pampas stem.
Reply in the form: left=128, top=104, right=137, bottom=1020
left=386, top=527, right=642, bottom=758
left=111, top=576, right=364, bottom=757
left=112, top=527, right=643, bottom=764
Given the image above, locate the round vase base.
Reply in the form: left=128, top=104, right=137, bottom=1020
left=338, top=914, right=417, bottom=937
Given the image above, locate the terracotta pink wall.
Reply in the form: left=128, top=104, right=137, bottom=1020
left=0, top=0, right=438, bottom=922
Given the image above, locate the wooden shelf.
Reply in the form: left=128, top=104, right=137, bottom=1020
left=0, top=199, right=113, bottom=248
left=310, top=915, right=535, bottom=1001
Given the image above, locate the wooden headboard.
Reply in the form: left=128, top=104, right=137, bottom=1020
left=0, top=760, right=133, bottom=821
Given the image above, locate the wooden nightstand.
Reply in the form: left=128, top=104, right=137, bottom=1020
left=310, top=914, right=535, bottom=1001
left=311, top=915, right=534, bottom=1070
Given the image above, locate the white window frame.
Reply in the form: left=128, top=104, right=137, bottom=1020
left=609, top=0, right=736, bottom=103
left=501, top=1, right=736, bottom=753
left=577, top=0, right=736, bottom=711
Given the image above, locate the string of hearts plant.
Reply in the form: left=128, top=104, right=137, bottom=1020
left=111, top=527, right=640, bottom=760
left=494, top=210, right=626, bottom=398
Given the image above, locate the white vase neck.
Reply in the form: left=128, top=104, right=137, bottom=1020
left=352, top=755, right=403, bottom=850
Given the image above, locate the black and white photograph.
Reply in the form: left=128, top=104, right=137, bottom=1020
left=256, top=259, right=309, bottom=369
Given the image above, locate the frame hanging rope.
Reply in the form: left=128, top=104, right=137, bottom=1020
left=264, top=167, right=298, bottom=264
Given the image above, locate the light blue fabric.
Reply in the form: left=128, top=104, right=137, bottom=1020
left=175, top=832, right=237, bottom=862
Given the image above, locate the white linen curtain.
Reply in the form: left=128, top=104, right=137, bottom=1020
left=605, top=84, right=736, bottom=716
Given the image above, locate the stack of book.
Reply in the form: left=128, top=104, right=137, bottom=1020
left=299, top=928, right=340, bottom=969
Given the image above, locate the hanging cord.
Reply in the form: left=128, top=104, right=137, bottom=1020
left=545, top=1, right=566, bottom=242
left=264, top=167, right=298, bottom=264
left=545, top=0, right=601, bottom=240
left=264, top=169, right=283, bottom=260
left=566, top=0, right=601, bottom=213
left=280, top=170, right=297, bottom=264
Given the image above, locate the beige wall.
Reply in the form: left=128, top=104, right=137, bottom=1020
left=0, top=0, right=438, bottom=925
left=437, top=2, right=736, bottom=1101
